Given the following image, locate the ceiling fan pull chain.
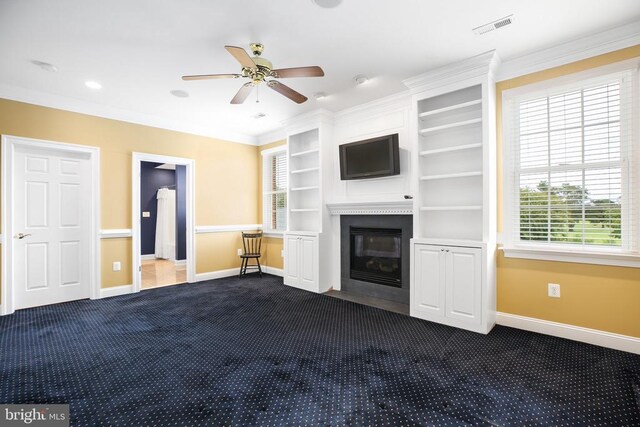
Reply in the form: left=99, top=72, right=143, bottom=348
left=256, top=84, right=260, bottom=103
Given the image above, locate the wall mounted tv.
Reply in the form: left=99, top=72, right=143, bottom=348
left=339, top=134, right=400, bottom=180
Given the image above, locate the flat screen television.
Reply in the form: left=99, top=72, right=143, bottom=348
left=339, top=134, right=400, bottom=180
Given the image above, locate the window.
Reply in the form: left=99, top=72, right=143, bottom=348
left=503, top=64, right=639, bottom=266
left=262, top=148, right=287, bottom=232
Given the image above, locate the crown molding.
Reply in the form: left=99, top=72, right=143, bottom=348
left=258, top=128, right=287, bottom=146
left=498, top=20, right=640, bottom=82
left=403, top=50, right=500, bottom=93
left=0, top=83, right=258, bottom=146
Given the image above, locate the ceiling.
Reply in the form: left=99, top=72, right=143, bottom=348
left=1, top=0, right=639, bottom=141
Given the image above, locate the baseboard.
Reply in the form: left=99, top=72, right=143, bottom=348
left=174, top=259, right=187, bottom=267
left=99, top=284, right=134, bottom=299
left=496, top=312, right=640, bottom=355
left=195, top=268, right=240, bottom=282
left=140, top=254, right=155, bottom=261
left=195, top=266, right=284, bottom=282
left=263, top=266, right=284, bottom=277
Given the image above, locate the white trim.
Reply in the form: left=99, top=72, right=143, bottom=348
left=132, top=152, right=196, bottom=294
left=501, top=246, right=640, bottom=268
left=0, top=83, right=257, bottom=146
left=0, top=234, right=2, bottom=244
left=263, top=266, right=284, bottom=277
left=140, top=254, right=156, bottom=261
left=174, top=259, right=187, bottom=267
left=1, top=135, right=101, bottom=315
left=100, top=229, right=132, bottom=239
left=195, top=268, right=240, bottom=282
left=496, top=312, right=640, bottom=355
left=326, top=200, right=413, bottom=215
left=195, top=224, right=262, bottom=234
left=498, top=20, right=640, bottom=82
left=258, top=129, right=287, bottom=146
left=260, top=145, right=287, bottom=157
left=99, top=284, right=134, bottom=299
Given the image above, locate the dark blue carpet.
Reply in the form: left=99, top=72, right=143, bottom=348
left=1, top=274, right=639, bottom=426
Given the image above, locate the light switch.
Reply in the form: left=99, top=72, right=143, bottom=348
left=113, top=261, right=121, bottom=272
left=142, top=211, right=151, bottom=218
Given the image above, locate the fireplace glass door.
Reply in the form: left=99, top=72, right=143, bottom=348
left=350, top=227, right=402, bottom=287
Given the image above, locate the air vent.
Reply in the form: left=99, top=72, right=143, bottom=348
left=473, top=14, right=514, bottom=35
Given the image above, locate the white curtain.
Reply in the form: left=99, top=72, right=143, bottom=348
left=155, top=188, right=176, bottom=260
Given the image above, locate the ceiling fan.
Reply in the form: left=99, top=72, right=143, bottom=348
left=182, top=43, right=325, bottom=104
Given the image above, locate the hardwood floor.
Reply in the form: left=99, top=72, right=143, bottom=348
left=141, top=259, right=187, bottom=289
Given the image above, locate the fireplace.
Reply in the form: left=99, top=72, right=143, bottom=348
left=350, top=227, right=402, bottom=288
left=341, top=215, right=412, bottom=305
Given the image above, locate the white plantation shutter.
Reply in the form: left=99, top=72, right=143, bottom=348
left=508, top=69, right=638, bottom=252
left=263, top=151, right=287, bottom=231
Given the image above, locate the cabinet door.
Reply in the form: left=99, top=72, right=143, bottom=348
left=299, top=236, right=318, bottom=290
left=412, top=245, right=445, bottom=318
left=445, top=247, right=481, bottom=325
left=284, top=234, right=300, bottom=286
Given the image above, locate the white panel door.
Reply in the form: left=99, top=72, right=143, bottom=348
left=283, top=234, right=300, bottom=286
left=299, top=236, right=317, bottom=290
left=412, top=245, right=445, bottom=318
left=445, top=247, right=481, bottom=325
left=13, top=146, right=91, bottom=309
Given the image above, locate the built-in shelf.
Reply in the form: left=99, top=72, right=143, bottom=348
left=420, top=171, right=482, bottom=181
left=290, top=208, right=319, bottom=212
left=419, top=143, right=482, bottom=156
left=290, top=167, right=320, bottom=174
left=290, top=186, right=320, bottom=192
left=418, top=99, right=482, bottom=118
left=290, top=148, right=320, bottom=158
left=420, top=205, right=482, bottom=211
left=419, top=118, right=482, bottom=135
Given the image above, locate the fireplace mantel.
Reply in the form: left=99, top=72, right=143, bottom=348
left=326, top=200, right=413, bottom=216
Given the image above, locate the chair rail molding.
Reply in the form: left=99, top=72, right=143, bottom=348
left=100, top=229, right=133, bottom=238
left=196, top=224, right=263, bottom=234
left=326, top=200, right=413, bottom=216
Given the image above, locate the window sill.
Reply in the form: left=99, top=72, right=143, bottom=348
left=501, top=245, right=640, bottom=268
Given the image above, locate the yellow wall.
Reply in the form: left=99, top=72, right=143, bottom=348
left=257, top=140, right=286, bottom=270
left=496, top=45, right=640, bottom=338
left=0, top=98, right=260, bottom=295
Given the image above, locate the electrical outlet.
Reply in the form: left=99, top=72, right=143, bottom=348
left=142, top=211, right=151, bottom=218
left=237, top=248, right=243, bottom=256
left=548, top=283, right=561, bottom=298
left=112, top=261, right=121, bottom=272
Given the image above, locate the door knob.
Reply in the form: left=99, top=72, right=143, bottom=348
left=14, top=233, right=32, bottom=239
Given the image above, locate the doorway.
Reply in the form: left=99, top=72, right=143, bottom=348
left=1, top=136, right=100, bottom=315
left=140, top=161, right=186, bottom=288
left=132, top=153, right=195, bottom=292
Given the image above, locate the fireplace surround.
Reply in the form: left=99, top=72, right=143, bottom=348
left=340, top=215, right=412, bottom=304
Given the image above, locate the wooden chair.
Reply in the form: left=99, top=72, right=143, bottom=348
left=239, top=231, right=263, bottom=278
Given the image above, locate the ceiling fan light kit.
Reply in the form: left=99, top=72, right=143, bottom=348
left=182, top=43, right=325, bottom=105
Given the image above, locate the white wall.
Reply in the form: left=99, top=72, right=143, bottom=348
left=330, top=92, right=412, bottom=202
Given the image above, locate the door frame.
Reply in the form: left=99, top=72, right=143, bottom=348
left=1, top=135, right=101, bottom=315
left=132, top=152, right=196, bottom=292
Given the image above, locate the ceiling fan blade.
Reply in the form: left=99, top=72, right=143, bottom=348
left=182, top=73, right=241, bottom=81
left=225, top=45, right=256, bottom=69
left=267, top=81, right=308, bottom=104
left=272, top=66, right=325, bottom=78
left=230, top=82, right=254, bottom=104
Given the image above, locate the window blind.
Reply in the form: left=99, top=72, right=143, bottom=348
left=510, top=70, right=637, bottom=251
left=263, top=151, right=287, bottom=231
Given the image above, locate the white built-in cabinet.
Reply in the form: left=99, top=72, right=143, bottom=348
left=283, top=113, right=334, bottom=293
left=405, top=51, right=499, bottom=334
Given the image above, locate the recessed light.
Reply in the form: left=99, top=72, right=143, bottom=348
left=85, top=81, right=102, bottom=90
left=311, top=0, right=342, bottom=8
left=170, top=90, right=189, bottom=98
left=354, top=74, right=369, bottom=85
left=313, top=92, right=327, bottom=100
left=31, top=60, right=57, bottom=72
